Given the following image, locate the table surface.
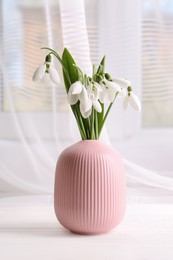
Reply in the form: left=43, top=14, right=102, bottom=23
left=0, top=195, right=173, bottom=260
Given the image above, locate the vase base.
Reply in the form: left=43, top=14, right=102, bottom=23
left=70, top=229, right=111, bottom=236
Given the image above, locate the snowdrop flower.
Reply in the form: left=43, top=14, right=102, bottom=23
left=48, top=66, right=60, bottom=85
left=32, top=55, right=60, bottom=85
left=80, top=82, right=102, bottom=118
left=32, top=63, right=46, bottom=81
left=113, top=78, right=131, bottom=89
left=123, top=86, right=141, bottom=111
left=67, top=81, right=88, bottom=105
left=99, top=79, right=121, bottom=103
left=113, top=78, right=131, bottom=97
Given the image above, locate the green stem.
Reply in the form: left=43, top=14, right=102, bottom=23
left=98, top=93, right=118, bottom=138
left=41, top=47, right=63, bottom=67
left=73, top=109, right=86, bottom=140
left=83, top=118, right=91, bottom=139
left=71, top=106, right=87, bottom=140
left=95, top=111, right=98, bottom=139
left=78, top=112, right=87, bottom=140
left=98, top=102, right=104, bottom=133
left=91, top=108, right=95, bottom=139
left=85, top=127, right=89, bottom=139
left=98, top=103, right=113, bottom=138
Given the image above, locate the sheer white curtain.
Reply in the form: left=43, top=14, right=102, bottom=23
left=99, top=0, right=173, bottom=197
left=0, top=0, right=173, bottom=198
left=142, top=0, right=173, bottom=127
left=1, top=0, right=63, bottom=194
left=0, top=0, right=92, bottom=195
left=99, top=0, right=142, bottom=139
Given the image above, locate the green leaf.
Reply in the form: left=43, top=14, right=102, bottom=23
left=62, top=48, right=89, bottom=140
left=96, top=55, right=106, bottom=75
left=73, top=64, right=84, bottom=83
left=62, top=48, right=79, bottom=92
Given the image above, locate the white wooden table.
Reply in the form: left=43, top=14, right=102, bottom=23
left=0, top=195, right=173, bottom=260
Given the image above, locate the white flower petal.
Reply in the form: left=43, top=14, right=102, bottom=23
left=92, top=100, right=102, bottom=113
left=70, top=81, right=83, bottom=95
left=118, top=88, right=127, bottom=97
left=94, top=82, right=102, bottom=92
left=49, top=67, right=60, bottom=85
left=67, top=93, right=79, bottom=105
left=106, top=80, right=121, bottom=92
left=129, top=93, right=141, bottom=111
left=79, top=86, right=88, bottom=103
left=99, top=90, right=107, bottom=103
left=87, top=83, right=93, bottom=93
left=123, top=96, right=129, bottom=110
left=93, top=90, right=99, bottom=101
left=114, top=78, right=131, bottom=88
left=108, top=89, right=116, bottom=103
left=81, top=108, right=92, bottom=118
left=32, top=64, right=46, bottom=81
left=42, top=73, right=51, bottom=83
left=80, top=98, right=92, bottom=114
left=87, top=82, right=103, bottom=101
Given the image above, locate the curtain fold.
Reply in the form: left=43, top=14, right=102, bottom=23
left=59, top=0, right=92, bottom=75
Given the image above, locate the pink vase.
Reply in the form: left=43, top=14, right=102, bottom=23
left=54, top=140, right=126, bottom=234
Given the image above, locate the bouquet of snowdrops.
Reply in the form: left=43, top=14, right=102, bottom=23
left=33, top=48, right=141, bottom=140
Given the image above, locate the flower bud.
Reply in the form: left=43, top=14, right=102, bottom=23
left=105, top=73, right=112, bottom=80
left=127, top=86, right=132, bottom=92
left=45, top=54, right=51, bottom=63
left=45, top=63, right=50, bottom=73
left=95, top=74, right=103, bottom=83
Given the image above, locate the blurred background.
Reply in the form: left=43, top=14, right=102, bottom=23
left=0, top=0, right=173, bottom=200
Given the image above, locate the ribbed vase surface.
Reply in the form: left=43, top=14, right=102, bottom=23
left=54, top=140, right=126, bottom=234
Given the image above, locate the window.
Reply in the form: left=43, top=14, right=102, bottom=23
left=1, top=0, right=67, bottom=113
left=142, top=0, right=173, bottom=127
left=1, top=0, right=99, bottom=113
